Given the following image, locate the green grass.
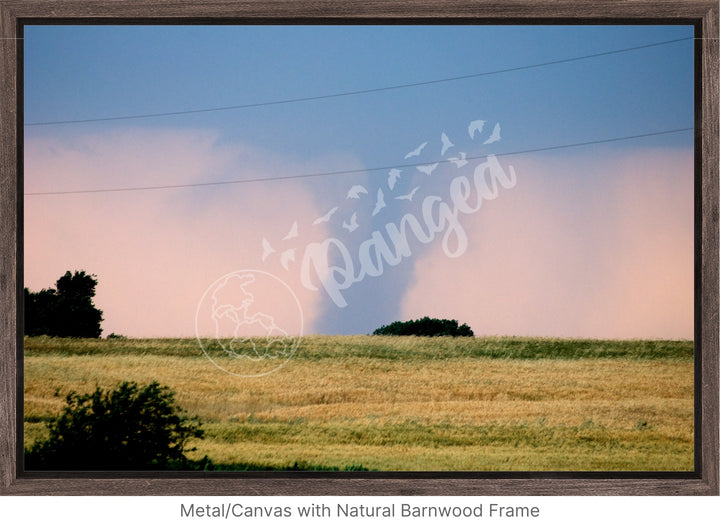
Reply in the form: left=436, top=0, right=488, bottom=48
left=24, top=335, right=694, bottom=471
left=24, top=334, right=693, bottom=360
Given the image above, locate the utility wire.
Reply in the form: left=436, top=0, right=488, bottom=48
left=24, top=127, right=693, bottom=196
left=24, top=36, right=692, bottom=127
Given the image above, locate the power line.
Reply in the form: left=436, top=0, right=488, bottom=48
left=24, top=36, right=692, bottom=127
left=24, top=127, right=693, bottom=196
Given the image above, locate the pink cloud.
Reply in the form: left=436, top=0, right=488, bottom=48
left=400, top=147, right=694, bottom=339
left=24, top=129, right=339, bottom=337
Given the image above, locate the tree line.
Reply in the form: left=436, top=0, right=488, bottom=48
left=373, top=316, right=474, bottom=337
left=24, top=270, right=103, bottom=338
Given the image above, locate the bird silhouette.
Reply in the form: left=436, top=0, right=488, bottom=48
left=280, top=249, right=296, bottom=270
left=261, top=238, right=276, bottom=262
left=396, top=186, right=420, bottom=201
left=448, top=152, right=468, bottom=168
left=282, top=221, right=298, bottom=240
left=387, top=168, right=402, bottom=190
left=312, top=206, right=338, bottom=225
left=404, top=141, right=428, bottom=159
left=372, top=188, right=386, bottom=216
left=346, top=185, right=368, bottom=199
left=484, top=123, right=501, bottom=144
left=417, top=163, right=439, bottom=176
left=342, top=212, right=359, bottom=232
left=468, top=119, right=486, bottom=140
left=440, top=132, right=454, bottom=155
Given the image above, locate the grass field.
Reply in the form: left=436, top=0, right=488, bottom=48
left=24, top=335, right=694, bottom=471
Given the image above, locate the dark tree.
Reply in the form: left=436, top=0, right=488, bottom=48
left=24, top=270, right=103, bottom=338
left=25, top=381, right=207, bottom=470
left=372, top=317, right=474, bottom=337
left=54, top=270, right=103, bottom=338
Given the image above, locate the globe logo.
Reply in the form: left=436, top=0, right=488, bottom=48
left=195, top=270, right=303, bottom=377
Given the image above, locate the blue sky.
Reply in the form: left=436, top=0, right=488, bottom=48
left=23, top=25, right=695, bottom=338
left=25, top=25, right=693, bottom=153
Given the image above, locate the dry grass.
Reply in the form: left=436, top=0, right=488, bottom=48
left=24, top=335, right=693, bottom=471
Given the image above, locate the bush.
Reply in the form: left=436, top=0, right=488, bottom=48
left=25, top=381, right=207, bottom=470
left=372, top=317, right=474, bottom=337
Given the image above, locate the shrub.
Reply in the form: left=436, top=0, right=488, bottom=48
left=25, top=381, right=207, bottom=470
left=372, top=317, right=474, bottom=337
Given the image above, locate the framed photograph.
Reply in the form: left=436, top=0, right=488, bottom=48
left=1, top=0, right=717, bottom=495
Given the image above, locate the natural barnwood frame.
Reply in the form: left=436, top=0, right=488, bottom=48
left=0, top=0, right=717, bottom=496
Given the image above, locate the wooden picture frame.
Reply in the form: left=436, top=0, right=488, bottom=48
left=1, top=0, right=717, bottom=495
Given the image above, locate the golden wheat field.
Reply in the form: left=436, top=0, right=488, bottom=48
left=24, top=335, right=694, bottom=471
